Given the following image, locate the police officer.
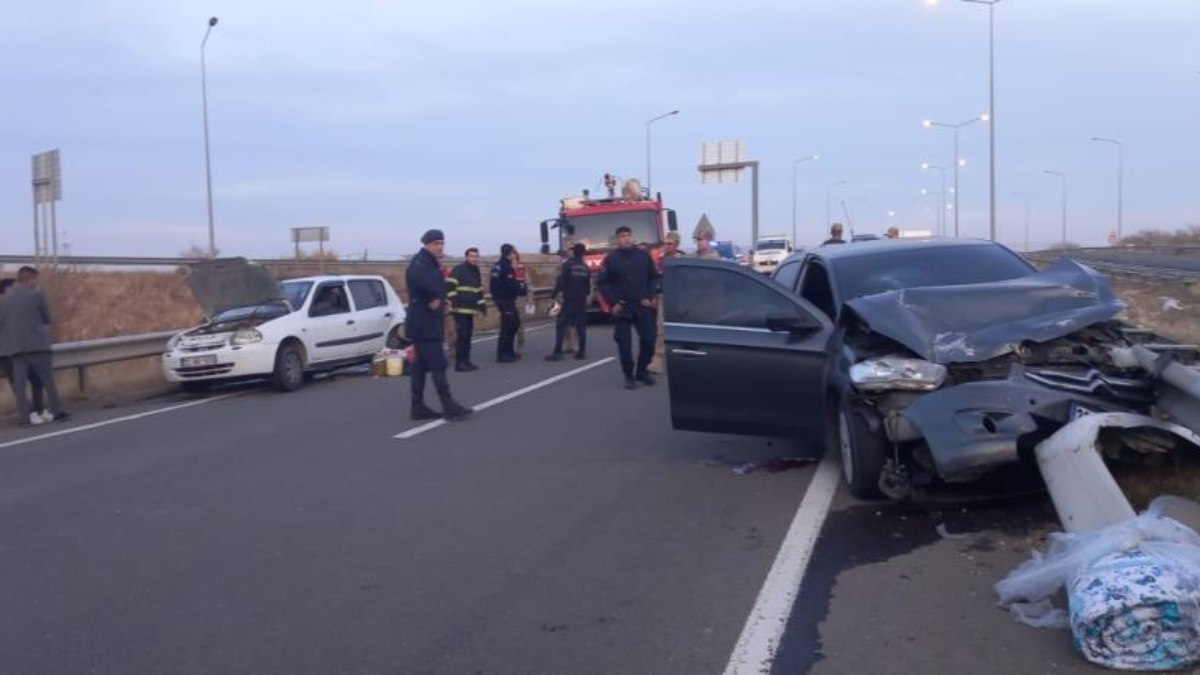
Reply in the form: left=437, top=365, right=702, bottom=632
left=447, top=247, right=486, bottom=372
left=490, top=243, right=527, bottom=363
left=405, top=230, right=472, bottom=421
left=546, top=242, right=590, bottom=362
left=597, top=225, right=658, bottom=390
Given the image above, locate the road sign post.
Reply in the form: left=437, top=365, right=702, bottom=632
left=698, top=141, right=761, bottom=245
left=31, top=149, right=63, bottom=262
left=292, top=226, right=331, bottom=273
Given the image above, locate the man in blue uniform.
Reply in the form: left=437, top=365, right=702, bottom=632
left=597, top=226, right=658, bottom=390
left=405, top=230, right=472, bottom=421
left=546, top=242, right=590, bottom=361
left=489, top=243, right=527, bottom=363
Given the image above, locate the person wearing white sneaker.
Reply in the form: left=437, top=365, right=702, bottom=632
left=0, top=267, right=68, bottom=428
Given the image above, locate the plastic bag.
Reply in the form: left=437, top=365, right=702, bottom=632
left=524, top=301, right=537, bottom=316
left=997, top=497, right=1200, bottom=617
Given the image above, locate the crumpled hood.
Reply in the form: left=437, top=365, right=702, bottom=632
left=844, top=257, right=1126, bottom=364
left=187, top=257, right=283, bottom=317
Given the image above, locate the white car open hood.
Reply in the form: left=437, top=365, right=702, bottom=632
left=187, top=257, right=284, bottom=317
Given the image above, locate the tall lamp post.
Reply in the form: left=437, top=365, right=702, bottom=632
left=1091, top=136, right=1124, bottom=243
left=1012, top=191, right=1030, bottom=252
left=201, top=16, right=220, bottom=257
left=645, top=109, right=679, bottom=196
left=791, top=154, right=819, bottom=243
left=1044, top=170, right=1068, bottom=247
left=927, top=0, right=1001, bottom=241
left=825, top=180, right=848, bottom=230
left=923, top=114, right=987, bottom=237
left=922, top=162, right=949, bottom=236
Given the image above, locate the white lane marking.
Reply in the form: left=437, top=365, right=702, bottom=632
left=724, top=454, right=840, bottom=675
left=0, top=393, right=243, bottom=452
left=470, top=322, right=553, bottom=344
left=394, top=357, right=616, bottom=440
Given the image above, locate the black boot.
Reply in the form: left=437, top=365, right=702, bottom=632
left=455, top=362, right=472, bottom=372
left=442, top=400, right=473, bottom=421
left=545, top=353, right=564, bottom=362
left=624, top=376, right=638, bottom=390
left=411, top=401, right=442, bottom=421
left=637, top=371, right=656, bottom=386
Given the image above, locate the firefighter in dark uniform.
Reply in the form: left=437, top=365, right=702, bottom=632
left=546, top=242, right=590, bottom=361
left=597, top=225, right=658, bottom=390
left=446, top=247, right=486, bottom=372
left=490, top=243, right=527, bottom=363
left=405, top=230, right=472, bottom=421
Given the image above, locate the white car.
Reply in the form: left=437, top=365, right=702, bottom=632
left=163, top=260, right=406, bottom=392
left=751, top=235, right=794, bottom=275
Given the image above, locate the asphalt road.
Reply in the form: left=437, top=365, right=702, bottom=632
left=0, top=325, right=1111, bottom=674
left=1060, top=248, right=1200, bottom=273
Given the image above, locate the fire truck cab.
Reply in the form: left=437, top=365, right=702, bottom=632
left=539, top=183, right=678, bottom=314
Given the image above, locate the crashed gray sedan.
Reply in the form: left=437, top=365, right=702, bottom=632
left=662, top=239, right=1197, bottom=499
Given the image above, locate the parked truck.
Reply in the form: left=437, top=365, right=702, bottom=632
left=750, top=234, right=794, bottom=275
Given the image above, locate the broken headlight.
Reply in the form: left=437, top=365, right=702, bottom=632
left=231, top=329, right=264, bottom=346
left=850, top=358, right=947, bottom=392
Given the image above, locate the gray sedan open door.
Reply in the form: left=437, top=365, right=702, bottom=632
left=662, top=259, right=833, bottom=438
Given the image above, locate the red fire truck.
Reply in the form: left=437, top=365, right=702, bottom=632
left=539, top=180, right=679, bottom=314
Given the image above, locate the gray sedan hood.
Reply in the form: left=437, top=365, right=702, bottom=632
left=844, top=257, right=1126, bottom=364
left=187, top=257, right=283, bottom=317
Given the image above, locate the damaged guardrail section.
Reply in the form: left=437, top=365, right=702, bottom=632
left=996, top=343, right=1200, bottom=670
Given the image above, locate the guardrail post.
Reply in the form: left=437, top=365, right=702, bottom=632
left=77, top=366, right=87, bottom=394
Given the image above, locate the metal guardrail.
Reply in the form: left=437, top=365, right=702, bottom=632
left=1026, top=251, right=1200, bottom=282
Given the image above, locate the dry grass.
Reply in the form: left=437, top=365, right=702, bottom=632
left=1110, top=276, right=1200, bottom=346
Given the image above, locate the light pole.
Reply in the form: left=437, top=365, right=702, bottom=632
left=925, top=0, right=1001, bottom=241
left=645, top=109, right=679, bottom=196
left=825, top=180, right=848, bottom=229
left=922, top=162, right=949, bottom=236
left=201, top=16, right=219, bottom=257
left=791, top=154, right=819, bottom=243
left=923, top=114, right=987, bottom=238
left=1044, top=170, right=1068, bottom=247
left=1091, top=136, right=1124, bottom=242
left=1012, top=191, right=1030, bottom=251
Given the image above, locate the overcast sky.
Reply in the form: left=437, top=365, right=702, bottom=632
left=1, top=0, right=1197, bottom=258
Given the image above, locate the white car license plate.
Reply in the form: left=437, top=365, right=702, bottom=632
left=182, top=354, right=218, bottom=368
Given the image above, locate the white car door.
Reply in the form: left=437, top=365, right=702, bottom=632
left=347, top=279, right=394, bottom=355
left=303, top=281, right=358, bottom=363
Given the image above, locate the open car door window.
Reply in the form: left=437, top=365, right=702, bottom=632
left=662, top=259, right=833, bottom=438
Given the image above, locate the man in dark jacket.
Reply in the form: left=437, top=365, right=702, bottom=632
left=546, top=242, right=590, bottom=362
left=447, top=247, right=486, bottom=372
left=0, top=267, right=67, bottom=426
left=405, top=230, right=472, bottom=422
left=597, top=226, right=658, bottom=389
left=489, top=243, right=527, bottom=363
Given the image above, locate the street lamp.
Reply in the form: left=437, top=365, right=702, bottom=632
left=925, top=0, right=1001, bottom=242
left=645, top=109, right=679, bottom=196
left=1011, top=191, right=1030, bottom=252
left=1091, top=136, right=1124, bottom=242
left=922, top=114, right=987, bottom=237
left=922, top=162, right=949, bottom=236
left=825, top=180, right=848, bottom=229
left=791, top=154, right=819, bottom=243
left=201, top=16, right=219, bottom=257
left=1044, top=170, right=1068, bottom=247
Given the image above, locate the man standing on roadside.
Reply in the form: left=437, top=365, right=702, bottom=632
left=598, top=226, right=658, bottom=390
left=0, top=267, right=68, bottom=427
left=405, top=230, right=472, bottom=422
left=823, top=223, right=847, bottom=246
left=547, top=242, right=590, bottom=362
left=647, top=232, right=686, bottom=374
left=446, top=247, right=486, bottom=372
left=490, top=243, right=527, bottom=363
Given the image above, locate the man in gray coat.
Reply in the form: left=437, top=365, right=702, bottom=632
left=0, top=267, right=67, bottom=427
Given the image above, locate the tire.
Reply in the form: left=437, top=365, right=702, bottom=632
left=271, top=341, right=306, bottom=392
left=386, top=326, right=406, bottom=349
left=835, top=396, right=890, bottom=499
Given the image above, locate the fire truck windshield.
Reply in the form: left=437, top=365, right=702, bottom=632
left=564, top=210, right=658, bottom=251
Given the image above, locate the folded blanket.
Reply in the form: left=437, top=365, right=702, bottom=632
left=1070, top=549, right=1200, bottom=671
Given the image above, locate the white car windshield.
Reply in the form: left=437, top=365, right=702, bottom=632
left=281, top=281, right=314, bottom=311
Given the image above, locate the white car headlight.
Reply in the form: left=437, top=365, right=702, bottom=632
left=231, top=328, right=264, bottom=346
left=850, top=358, right=947, bottom=392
